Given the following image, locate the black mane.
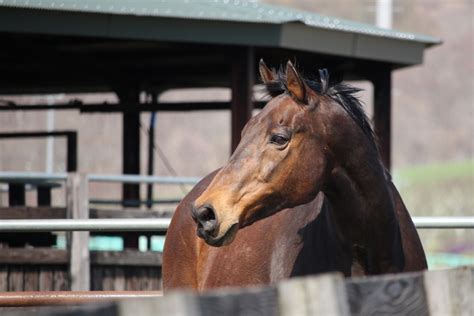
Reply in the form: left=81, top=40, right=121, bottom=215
left=264, top=67, right=377, bottom=148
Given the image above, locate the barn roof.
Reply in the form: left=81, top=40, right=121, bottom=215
left=0, top=0, right=440, bottom=65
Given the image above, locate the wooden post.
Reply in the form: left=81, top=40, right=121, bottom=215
left=8, top=183, right=25, bottom=206
left=278, top=273, right=349, bottom=316
left=116, top=88, right=141, bottom=208
left=231, top=47, right=255, bottom=153
left=423, top=267, right=473, bottom=315
left=371, top=67, right=392, bottom=169
left=66, top=132, right=77, bottom=172
left=37, top=185, right=52, bottom=206
left=118, top=292, right=199, bottom=316
left=67, top=173, right=90, bottom=291
left=146, top=112, right=156, bottom=209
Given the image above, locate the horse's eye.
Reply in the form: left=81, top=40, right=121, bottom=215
left=270, top=134, right=289, bottom=146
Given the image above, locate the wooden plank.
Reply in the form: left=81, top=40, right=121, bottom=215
left=346, top=272, right=428, bottom=316
left=67, top=173, right=90, bottom=291
left=0, top=265, right=8, bottom=291
left=0, top=207, right=66, bottom=219
left=118, top=292, right=199, bottom=316
left=231, top=47, right=255, bottom=152
left=102, top=267, right=115, bottom=291
left=91, top=266, right=103, bottom=291
left=23, top=267, right=39, bottom=291
left=148, top=266, right=161, bottom=291
left=200, top=286, right=278, bottom=316
left=7, top=267, right=23, bottom=291
left=90, top=208, right=166, bottom=219
left=53, top=270, right=69, bottom=291
left=90, top=250, right=163, bottom=266
left=125, top=267, right=140, bottom=291
left=113, top=267, right=126, bottom=291
left=0, top=248, right=68, bottom=265
left=423, top=267, right=473, bottom=316
left=278, top=273, right=349, bottom=316
left=38, top=267, right=55, bottom=291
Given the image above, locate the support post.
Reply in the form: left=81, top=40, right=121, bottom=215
left=146, top=112, right=156, bottom=209
left=67, top=173, right=90, bottom=291
left=66, top=132, right=77, bottom=172
left=116, top=88, right=141, bottom=207
left=8, top=183, right=25, bottom=206
left=37, top=185, right=52, bottom=206
left=231, top=47, right=255, bottom=153
left=371, top=67, right=392, bottom=169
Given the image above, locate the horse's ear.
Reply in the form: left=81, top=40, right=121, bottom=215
left=259, top=59, right=277, bottom=84
left=286, top=61, right=306, bottom=102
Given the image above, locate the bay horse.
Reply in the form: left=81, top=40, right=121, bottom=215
left=163, top=60, right=427, bottom=291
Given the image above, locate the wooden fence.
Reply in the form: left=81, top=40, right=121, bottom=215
left=0, top=173, right=165, bottom=291
left=0, top=266, right=471, bottom=316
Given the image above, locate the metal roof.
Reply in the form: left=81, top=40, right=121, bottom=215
left=0, top=0, right=441, bottom=65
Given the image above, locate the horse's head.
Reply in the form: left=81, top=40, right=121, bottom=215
left=193, top=60, right=339, bottom=246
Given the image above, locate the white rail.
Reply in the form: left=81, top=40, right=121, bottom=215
left=0, top=171, right=200, bottom=185
left=0, top=217, right=472, bottom=232
left=0, top=218, right=171, bottom=232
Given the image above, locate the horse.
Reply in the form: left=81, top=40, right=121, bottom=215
left=163, top=60, right=427, bottom=291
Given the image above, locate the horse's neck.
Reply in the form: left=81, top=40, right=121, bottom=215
left=323, top=151, right=404, bottom=274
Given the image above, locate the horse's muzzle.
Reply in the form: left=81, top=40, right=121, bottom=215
left=192, top=203, right=239, bottom=246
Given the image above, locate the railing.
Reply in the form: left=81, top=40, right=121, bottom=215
left=0, top=216, right=473, bottom=232
left=0, top=171, right=200, bottom=185
left=0, top=171, right=473, bottom=230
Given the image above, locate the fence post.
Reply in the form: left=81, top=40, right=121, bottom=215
left=424, top=266, right=473, bottom=316
left=118, top=292, right=199, bottom=316
left=278, top=273, right=349, bottom=316
left=67, top=173, right=90, bottom=291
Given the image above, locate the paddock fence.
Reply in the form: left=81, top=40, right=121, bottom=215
left=0, top=267, right=472, bottom=316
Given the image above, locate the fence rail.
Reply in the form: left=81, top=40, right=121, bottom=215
left=0, top=171, right=201, bottom=185
left=0, top=217, right=472, bottom=233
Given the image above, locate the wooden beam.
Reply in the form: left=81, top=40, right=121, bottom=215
left=231, top=47, right=255, bottom=152
left=0, top=101, right=267, bottom=112
left=90, top=251, right=163, bottom=266
left=0, top=207, right=66, bottom=219
left=0, top=248, right=69, bottom=265
left=66, top=173, right=90, bottom=291
left=371, top=68, right=392, bottom=169
left=0, top=249, right=162, bottom=266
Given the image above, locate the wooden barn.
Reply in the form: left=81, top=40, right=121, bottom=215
left=0, top=0, right=440, bottom=294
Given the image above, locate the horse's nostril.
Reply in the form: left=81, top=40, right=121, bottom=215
left=199, top=206, right=216, bottom=222
left=195, top=205, right=217, bottom=235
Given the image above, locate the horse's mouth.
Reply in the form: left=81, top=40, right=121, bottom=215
left=197, top=222, right=239, bottom=247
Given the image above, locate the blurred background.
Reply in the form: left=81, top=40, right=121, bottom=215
left=0, top=0, right=472, bottom=270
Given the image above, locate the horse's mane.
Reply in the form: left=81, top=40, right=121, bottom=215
left=264, top=67, right=377, bottom=150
